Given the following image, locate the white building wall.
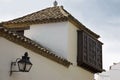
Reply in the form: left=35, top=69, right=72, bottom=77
left=109, top=63, right=120, bottom=80
left=68, top=22, right=79, bottom=64
left=24, top=22, right=69, bottom=59
left=97, top=72, right=110, bottom=80
left=24, top=22, right=79, bottom=64
left=97, top=63, right=120, bottom=80
left=110, top=70, right=120, bottom=80
left=110, top=63, right=120, bottom=69
left=0, top=37, right=94, bottom=80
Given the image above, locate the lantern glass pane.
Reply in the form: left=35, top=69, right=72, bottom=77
left=25, top=63, right=32, bottom=72
left=18, top=62, right=25, bottom=71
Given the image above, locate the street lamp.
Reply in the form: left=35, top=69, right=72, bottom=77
left=10, top=52, right=32, bottom=76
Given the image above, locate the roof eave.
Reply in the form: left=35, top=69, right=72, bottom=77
left=1, top=17, right=68, bottom=28
left=60, top=6, right=100, bottom=39
left=0, top=28, right=71, bottom=67
left=68, top=15, right=100, bottom=39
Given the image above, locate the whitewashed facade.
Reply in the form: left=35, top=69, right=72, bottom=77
left=0, top=36, right=94, bottom=80
left=0, top=5, right=103, bottom=80
left=97, top=63, right=120, bottom=80
left=25, top=22, right=78, bottom=64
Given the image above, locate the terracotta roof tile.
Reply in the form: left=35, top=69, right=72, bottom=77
left=1, top=6, right=68, bottom=27
left=0, top=28, right=71, bottom=67
left=1, top=6, right=100, bottom=38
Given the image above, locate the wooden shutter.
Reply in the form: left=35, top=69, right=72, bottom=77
left=77, top=30, right=103, bottom=73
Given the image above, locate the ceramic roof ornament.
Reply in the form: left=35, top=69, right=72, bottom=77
left=53, top=0, right=58, bottom=7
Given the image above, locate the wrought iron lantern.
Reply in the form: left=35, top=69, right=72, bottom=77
left=10, top=52, right=32, bottom=76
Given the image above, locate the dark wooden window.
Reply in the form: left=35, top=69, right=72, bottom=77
left=6, top=26, right=29, bottom=36
left=16, top=30, right=24, bottom=35
left=77, top=30, right=103, bottom=73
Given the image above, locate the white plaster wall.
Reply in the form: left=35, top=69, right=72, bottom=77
left=97, top=72, right=110, bottom=80
left=97, top=63, right=120, bottom=80
left=110, top=63, right=120, bottom=70
left=109, top=63, right=120, bottom=80
left=25, top=22, right=79, bottom=64
left=67, top=22, right=79, bottom=65
left=24, top=22, right=69, bottom=59
left=110, top=70, right=120, bottom=80
left=0, top=37, right=94, bottom=80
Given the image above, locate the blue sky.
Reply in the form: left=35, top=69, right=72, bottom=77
left=0, top=0, right=120, bottom=70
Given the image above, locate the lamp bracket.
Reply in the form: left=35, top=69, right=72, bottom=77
left=10, top=58, right=21, bottom=76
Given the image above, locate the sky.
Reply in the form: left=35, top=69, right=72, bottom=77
left=0, top=0, right=120, bottom=70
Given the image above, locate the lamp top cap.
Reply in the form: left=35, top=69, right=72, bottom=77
left=24, top=52, right=28, bottom=57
